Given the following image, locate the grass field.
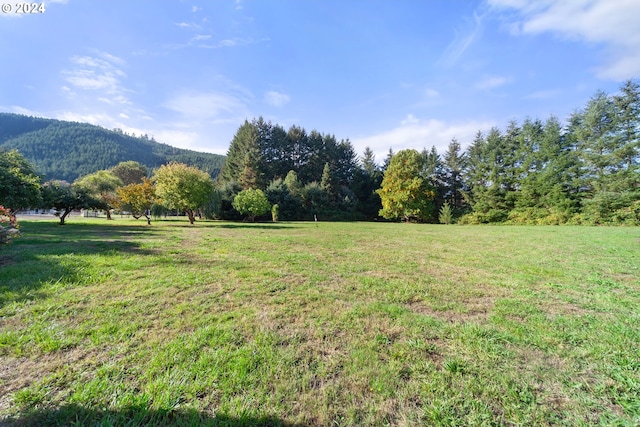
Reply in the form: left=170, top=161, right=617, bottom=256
left=1, top=218, right=639, bottom=426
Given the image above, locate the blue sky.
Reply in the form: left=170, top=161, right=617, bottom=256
left=2, top=0, right=639, bottom=163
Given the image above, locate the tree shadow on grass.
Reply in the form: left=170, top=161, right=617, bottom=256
left=154, top=222, right=299, bottom=230
left=214, top=223, right=300, bottom=230
left=0, top=222, right=159, bottom=308
left=2, top=404, right=310, bottom=427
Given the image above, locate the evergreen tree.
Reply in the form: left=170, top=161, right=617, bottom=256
left=266, top=178, right=302, bottom=221
left=361, top=146, right=378, bottom=176
left=439, top=202, right=453, bottom=224
left=382, top=148, right=394, bottom=172
left=284, top=170, right=302, bottom=197
left=320, top=162, right=337, bottom=204
left=422, top=146, right=446, bottom=220
left=333, top=139, right=358, bottom=186
left=220, top=120, right=262, bottom=185
left=574, top=90, right=618, bottom=193
left=239, top=138, right=264, bottom=190
left=301, top=181, right=326, bottom=219
left=612, top=79, right=640, bottom=170
left=461, top=131, right=488, bottom=210
left=510, top=117, right=580, bottom=223
left=462, top=128, right=511, bottom=222
left=352, top=147, right=382, bottom=220
left=442, top=139, right=466, bottom=210
left=287, top=125, right=311, bottom=171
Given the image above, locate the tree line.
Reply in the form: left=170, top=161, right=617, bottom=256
left=215, top=80, right=639, bottom=225
left=1, top=79, right=638, bottom=231
left=215, top=117, right=382, bottom=221
left=444, top=79, right=639, bottom=225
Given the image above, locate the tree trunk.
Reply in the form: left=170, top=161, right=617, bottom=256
left=59, top=209, right=71, bottom=225
left=106, top=210, right=112, bottom=220
left=186, top=209, right=195, bottom=224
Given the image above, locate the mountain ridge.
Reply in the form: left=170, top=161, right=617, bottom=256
left=0, top=113, right=225, bottom=182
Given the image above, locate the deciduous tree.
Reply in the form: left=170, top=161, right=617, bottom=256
left=377, top=149, right=435, bottom=222
left=153, top=162, right=213, bottom=224
left=41, top=181, right=95, bottom=225
left=111, top=161, right=148, bottom=185
left=232, top=188, right=271, bottom=222
left=0, top=149, right=41, bottom=216
left=74, top=170, right=123, bottom=220
left=117, top=177, right=156, bottom=225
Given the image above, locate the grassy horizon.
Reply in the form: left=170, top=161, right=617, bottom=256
left=1, top=218, right=639, bottom=426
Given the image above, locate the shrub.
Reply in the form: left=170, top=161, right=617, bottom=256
left=439, top=202, right=453, bottom=224
left=232, top=189, right=271, bottom=222
left=611, top=200, right=640, bottom=226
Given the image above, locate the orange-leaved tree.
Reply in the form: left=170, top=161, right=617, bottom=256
left=117, top=177, right=156, bottom=225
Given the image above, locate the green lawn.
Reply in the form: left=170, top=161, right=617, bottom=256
left=1, top=218, right=639, bottom=426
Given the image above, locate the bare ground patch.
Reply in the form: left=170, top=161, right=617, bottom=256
left=406, top=295, right=497, bottom=323
left=0, top=347, right=112, bottom=413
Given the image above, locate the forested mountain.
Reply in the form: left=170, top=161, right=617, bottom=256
left=0, top=113, right=225, bottom=182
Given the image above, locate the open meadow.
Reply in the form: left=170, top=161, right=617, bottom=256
left=0, top=218, right=639, bottom=426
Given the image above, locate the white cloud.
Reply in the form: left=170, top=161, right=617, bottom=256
left=163, top=91, right=249, bottom=121
left=440, top=11, right=486, bottom=66
left=174, top=21, right=202, bottom=31
left=401, top=114, right=420, bottom=125
left=475, top=75, right=511, bottom=90
left=200, top=37, right=256, bottom=49
left=56, top=111, right=120, bottom=126
left=99, top=51, right=125, bottom=66
left=53, top=110, right=224, bottom=153
left=191, top=34, right=212, bottom=42
left=264, top=91, right=290, bottom=107
left=352, top=115, right=495, bottom=162
left=488, top=0, right=640, bottom=80
left=424, top=88, right=440, bottom=98
left=62, top=53, right=130, bottom=104
left=60, top=85, right=75, bottom=96
left=8, top=106, right=41, bottom=116
left=153, top=129, right=200, bottom=150
left=169, top=34, right=256, bottom=50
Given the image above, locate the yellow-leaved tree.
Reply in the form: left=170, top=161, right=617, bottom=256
left=153, top=162, right=213, bottom=224
left=376, top=149, right=435, bottom=222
